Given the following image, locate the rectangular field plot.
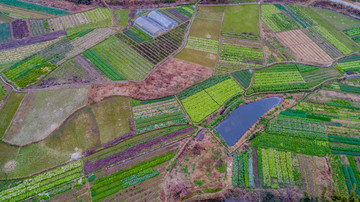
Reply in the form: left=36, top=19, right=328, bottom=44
left=222, top=4, right=259, bottom=35
left=50, top=8, right=111, bottom=35
left=178, top=76, right=243, bottom=122
left=29, top=19, right=49, bottom=35
left=231, top=70, right=252, bottom=89
left=0, top=23, right=11, bottom=42
left=276, top=29, right=333, bottom=65
left=93, top=36, right=153, bottom=80
left=48, top=12, right=89, bottom=31
left=90, top=152, right=175, bottom=201
left=268, top=116, right=327, bottom=140
left=189, top=18, right=222, bottom=41
left=251, top=64, right=308, bottom=92
left=0, top=161, right=82, bottom=201
left=0, top=39, right=57, bottom=66
left=232, top=151, right=255, bottom=188
left=131, top=97, right=189, bottom=134
left=160, top=7, right=191, bottom=23
left=257, top=148, right=300, bottom=188
left=3, top=56, right=55, bottom=88
left=196, top=6, right=224, bottom=21
left=337, top=58, right=360, bottom=72
left=175, top=48, right=218, bottom=68
left=261, top=4, right=300, bottom=33
left=0, top=0, right=69, bottom=15
left=216, top=44, right=263, bottom=75
left=300, top=67, right=341, bottom=88
left=251, top=132, right=329, bottom=156
left=185, top=36, right=219, bottom=54
left=84, top=49, right=126, bottom=81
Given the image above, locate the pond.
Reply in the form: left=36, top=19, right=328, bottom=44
left=214, top=97, right=283, bottom=146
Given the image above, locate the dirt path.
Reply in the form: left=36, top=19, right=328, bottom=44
left=101, top=0, right=116, bottom=26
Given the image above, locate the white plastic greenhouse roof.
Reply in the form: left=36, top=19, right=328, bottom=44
left=148, top=10, right=178, bottom=30
left=134, top=16, right=163, bottom=36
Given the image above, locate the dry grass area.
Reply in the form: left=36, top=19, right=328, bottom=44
left=88, top=58, right=213, bottom=104
left=276, top=29, right=333, bottom=66
left=165, top=130, right=229, bottom=200
left=297, top=155, right=332, bottom=198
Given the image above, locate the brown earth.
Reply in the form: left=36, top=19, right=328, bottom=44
left=88, top=58, right=213, bottom=104
left=166, top=130, right=228, bottom=201
left=276, top=30, right=333, bottom=66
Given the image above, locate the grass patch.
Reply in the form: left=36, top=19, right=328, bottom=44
left=222, top=4, right=259, bottom=35
left=91, top=96, right=131, bottom=144
left=189, top=18, right=222, bottom=40
left=0, top=142, right=19, bottom=179
left=175, top=48, right=217, bottom=68
left=199, top=6, right=225, bottom=13
left=194, top=179, right=205, bottom=187
left=312, top=7, right=360, bottom=31
left=3, top=87, right=89, bottom=145
left=8, top=107, right=100, bottom=178
left=0, top=92, right=25, bottom=140
left=114, top=10, right=129, bottom=26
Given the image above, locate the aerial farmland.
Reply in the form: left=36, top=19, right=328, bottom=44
left=1, top=0, right=360, bottom=201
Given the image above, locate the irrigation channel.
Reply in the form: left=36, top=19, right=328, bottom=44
left=214, top=97, right=283, bottom=146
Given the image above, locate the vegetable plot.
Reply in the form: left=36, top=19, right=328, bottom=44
left=185, top=36, right=219, bottom=54
left=232, top=151, right=255, bottom=188
left=258, top=148, right=300, bottom=188
left=178, top=76, right=243, bottom=123
left=0, top=161, right=82, bottom=201
left=251, top=64, right=307, bottom=92
left=261, top=5, right=299, bottom=32
left=3, top=56, right=55, bottom=88
left=131, top=97, right=189, bottom=133
left=90, top=153, right=175, bottom=201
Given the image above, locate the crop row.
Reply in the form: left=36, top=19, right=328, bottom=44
left=260, top=148, right=298, bottom=188
left=0, top=161, right=82, bottom=201
left=232, top=152, right=254, bottom=188
left=344, top=26, right=360, bottom=37
left=90, top=152, right=175, bottom=200
left=277, top=4, right=313, bottom=28
left=3, top=55, right=56, bottom=88
left=251, top=132, right=329, bottom=156
left=84, top=127, right=194, bottom=174
left=313, top=25, right=352, bottom=55
left=29, top=19, right=49, bottom=36
left=0, top=22, right=11, bottom=43
left=124, top=25, right=152, bottom=43
left=267, top=116, right=327, bottom=140
left=117, top=22, right=188, bottom=65
left=261, top=5, right=299, bottom=32
left=179, top=77, right=242, bottom=122
left=160, top=7, right=190, bottom=24
left=132, top=97, right=188, bottom=133
left=343, top=166, right=360, bottom=195
left=186, top=36, right=219, bottom=54
left=221, top=44, right=263, bottom=63
left=83, top=49, right=126, bottom=81
left=337, top=60, right=360, bottom=72
left=340, top=85, right=360, bottom=94
left=231, top=70, right=252, bottom=89
left=93, top=36, right=153, bottom=81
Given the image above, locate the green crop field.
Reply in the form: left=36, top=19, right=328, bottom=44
left=0, top=0, right=69, bottom=15
left=93, top=37, right=153, bottom=81
left=222, top=5, right=260, bottom=35
left=178, top=76, right=242, bottom=122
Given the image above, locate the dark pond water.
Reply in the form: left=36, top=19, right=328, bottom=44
left=215, top=97, right=283, bottom=146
